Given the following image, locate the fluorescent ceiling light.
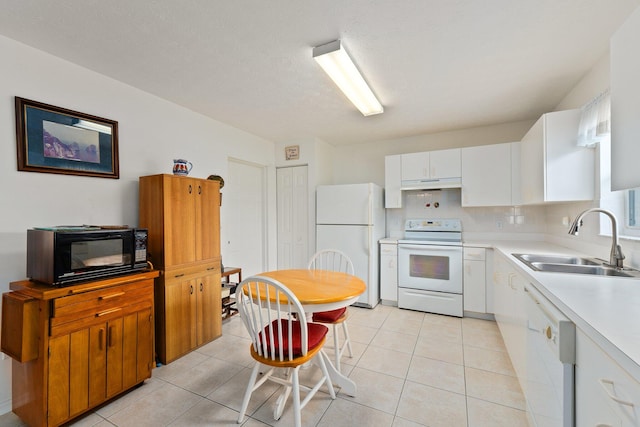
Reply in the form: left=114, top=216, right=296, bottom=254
left=313, top=40, right=383, bottom=116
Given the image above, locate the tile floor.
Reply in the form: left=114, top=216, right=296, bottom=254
left=0, top=305, right=530, bottom=427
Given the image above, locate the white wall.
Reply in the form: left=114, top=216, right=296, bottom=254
left=0, top=34, right=276, bottom=414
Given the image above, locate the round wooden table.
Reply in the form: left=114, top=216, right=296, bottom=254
left=253, top=269, right=366, bottom=396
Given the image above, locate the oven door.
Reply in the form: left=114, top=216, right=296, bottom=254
left=397, top=243, right=463, bottom=293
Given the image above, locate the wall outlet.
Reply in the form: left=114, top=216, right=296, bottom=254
left=0, top=352, right=6, bottom=361
left=562, top=216, right=570, bottom=226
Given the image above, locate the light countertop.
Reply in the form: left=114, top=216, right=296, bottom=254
left=489, top=240, right=640, bottom=383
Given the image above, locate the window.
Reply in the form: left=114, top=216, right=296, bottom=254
left=623, top=188, right=640, bottom=238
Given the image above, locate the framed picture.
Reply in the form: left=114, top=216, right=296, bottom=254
left=285, top=145, right=299, bottom=160
left=15, top=97, right=119, bottom=179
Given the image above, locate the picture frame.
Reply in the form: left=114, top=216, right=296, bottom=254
left=285, top=145, right=299, bottom=161
left=15, top=97, right=119, bottom=179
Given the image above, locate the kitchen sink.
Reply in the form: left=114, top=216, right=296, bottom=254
left=529, top=262, right=634, bottom=277
left=513, top=253, right=600, bottom=266
left=512, top=253, right=640, bottom=278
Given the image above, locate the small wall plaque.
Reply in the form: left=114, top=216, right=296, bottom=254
left=285, top=145, right=299, bottom=160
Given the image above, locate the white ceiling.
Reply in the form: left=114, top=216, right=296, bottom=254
left=1, top=0, right=638, bottom=146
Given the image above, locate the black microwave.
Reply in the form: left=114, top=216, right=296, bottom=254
left=27, top=227, right=148, bottom=286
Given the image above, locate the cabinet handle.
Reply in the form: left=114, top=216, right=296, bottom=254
left=190, top=285, right=194, bottom=294
left=99, top=328, right=105, bottom=351
left=207, top=266, right=216, bottom=271
left=99, top=292, right=125, bottom=300
left=96, top=307, right=122, bottom=317
left=599, top=378, right=635, bottom=407
left=188, top=184, right=193, bottom=194
left=200, top=282, right=203, bottom=292
left=174, top=273, right=185, bottom=278
left=108, top=325, right=115, bottom=348
left=198, top=185, right=202, bottom=195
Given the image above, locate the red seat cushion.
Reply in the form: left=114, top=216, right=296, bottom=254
left=312, top=307, right=347, bottom=323
left=259, top=319, right=328, bottom=358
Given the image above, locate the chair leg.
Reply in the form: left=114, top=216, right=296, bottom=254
left=342, top=321, right=353, bottom=358
left=292, top=367, right=302, bottom=427
left=332, top=324, right=341, bottom=372
left=238, top=363, right=261, bottom=423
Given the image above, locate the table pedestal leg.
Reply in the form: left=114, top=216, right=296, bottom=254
left=320, top=350, right=357, bottom=396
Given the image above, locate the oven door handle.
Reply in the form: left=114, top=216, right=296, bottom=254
left=399, top=244, right=461, bottom=252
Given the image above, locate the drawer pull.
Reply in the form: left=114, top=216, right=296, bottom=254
left=207, top=266, right=216, bottom=271
left=175, top=273, right=185, bottom=278
left=96, top=308, right=122, bottom=318
left=99, top=292, right=125, bottom=300
left=599, top=378, right=635, bottom=407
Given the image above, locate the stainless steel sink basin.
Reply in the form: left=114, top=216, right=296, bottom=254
left=530, top=262, right=634, bottom=277
left=514, top=253, right=600, bottom=266
left=512, top=253, right=640, bottom=278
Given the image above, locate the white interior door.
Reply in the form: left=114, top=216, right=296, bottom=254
left=221, top=158, right=267, bottom=276
left=277, top=165, right=308, bottom=269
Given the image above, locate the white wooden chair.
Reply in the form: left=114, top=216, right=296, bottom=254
left=307, top=249, right=355, bottom=372
left=236, top=276, right=335, bottom=427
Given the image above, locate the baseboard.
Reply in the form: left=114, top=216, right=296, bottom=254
left=0, top=398, right=11, bottom=416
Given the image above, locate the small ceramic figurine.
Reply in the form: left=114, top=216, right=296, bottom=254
left=173, top=159, right=193, bottom=175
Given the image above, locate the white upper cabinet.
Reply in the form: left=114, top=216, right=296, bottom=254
left=611, top=7, right=640, bottom=191
left=401, top=148, right=461, bottom=187
left=461, top=142, right=520, bottom=207
left=520, top=109, right=595, bottom=204
left=384, top=154, right=402, bottom=208
left=401, top=151, right=430, bottom=181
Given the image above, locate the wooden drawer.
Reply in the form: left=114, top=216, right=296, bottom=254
left=50, top=280, right=153, bottom=337
left=1, top=292, right=39, bottom=362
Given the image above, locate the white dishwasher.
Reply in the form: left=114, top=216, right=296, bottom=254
left=524, top=284, right=575, bottom=427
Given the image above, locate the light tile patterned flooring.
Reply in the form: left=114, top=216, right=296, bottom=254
left=0, top=305, right=530, bottom=427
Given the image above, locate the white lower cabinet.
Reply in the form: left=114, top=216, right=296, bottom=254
left=492, top=251, right=527, bottom=386
left=379, top=241, right=398, bottom=305
left=576, top=329, right=640, bottom=426
left=463, top=247, right=486, bottom=313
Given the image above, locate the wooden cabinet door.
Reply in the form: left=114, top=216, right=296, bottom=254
left=106, top=317, right=124, bottom=399
left=196, top=179, right=220, bottom=261
left=48, top=334, right=71, bottom=426
left=133, top=308, right=154, bottom=383
left=88, top=322, right=107, bottom=407
left=164, top=277, right=198, bottom=362
left=164, top=176, right=197, bottom=266
left=197, top=273, right=221, bottom=346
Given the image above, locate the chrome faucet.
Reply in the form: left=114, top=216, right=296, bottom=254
left=568, top=208, right=625, bottom=268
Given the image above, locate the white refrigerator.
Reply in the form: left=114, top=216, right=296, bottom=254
left=316, top=183, right=386, bottom=308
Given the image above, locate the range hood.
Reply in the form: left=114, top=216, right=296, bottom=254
left=401, top=177, right=462, bottom=190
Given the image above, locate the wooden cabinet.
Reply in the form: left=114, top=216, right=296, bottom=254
left=401, top=148, right=461, bottom=182
left=139, top=174, right=222, bottom=365
left=384, top=154, right=402, bottom=208
left=2, top=271, right=157, bottom=427
left=139, top=174, right=220, bottom=268
left=520, top=109, right=595, bottom=204
left=156, top=263, right=221, bottom=363
left=461, top=142, right=521, bottom=207
left=611, top=7, right=640, bottom=191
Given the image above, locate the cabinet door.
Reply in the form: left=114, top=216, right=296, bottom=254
left=401, top=152, right=430, bottom=181
left=611, top=7, right=640, bottom=191
left=165, top=176, right=197, bottom=266
left=379, top=243, right=398, bottom=303
left=520, top=117, right=545, bottom=204
left=385, top=155, right=402, bottom=208
left=197, top=273, right=222, bottom=345
left=164, top=277, right=198, bottom=362
left=196, top=179, right=221, bottom=261
left=463, top=259, right=486, bottom=313
left=106, top=317, right=124, bottom=399
left=430, top=148, right=461, bottom=179
left=89, top=322, right=108, bottom=407
left=461, top=143, right=512, bottom=207
left=48, top=334, right=71, bottom=426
